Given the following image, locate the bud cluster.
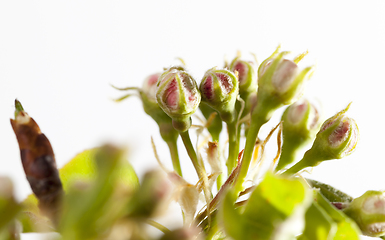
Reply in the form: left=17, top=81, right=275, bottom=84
left=6, top=47, right=371, bottom=239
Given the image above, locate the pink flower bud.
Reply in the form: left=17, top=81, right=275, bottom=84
left=318, top=108, right=359, bottom=159
left=156, top=68, right=201, bottom=131
left=256, top=51, right=314, bottom=107
left=229, top=59, right=257, bottom=95
left=142, top=73, right=161, bottom=102
left=283, top=104, right=359, bottom=174
left=200, top=68, right=238, bottom=122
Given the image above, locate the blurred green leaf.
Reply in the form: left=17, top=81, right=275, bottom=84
left=57, top=145, right=138, bottom=240
left=297, top=202, right=337, bottom=240
left=0, top=178, right=20, bottom=231
left=0, top=177, right=21, bottom=240
left=298, top=189, right=361, bottom=240
left=314, top=190, right=361, bottom=239
left=219, top=172, right=312, bottom=240
left=17, top=212, right=53, bottom=233
left=127, top=170, right=171, bottom=219
left=59, top=147, right=138, bottom=189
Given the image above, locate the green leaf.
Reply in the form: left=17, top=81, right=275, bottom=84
left=58, top=145, right=137, bottom=240
left=17, top=212, right=53, bottom=233
left=297, top=202, right=337, bottom=240
left=0, top=178, right=20, bottom=231
left=307, top=179, right=353, bottom=203
left=219, top=172, right=312, bottom=240
left=218, top=188, right=244, bottom=240
left=314, top=189, right=361, bottom=239
left=59, top=147, right=139, bottom=189
left=296, top=189, right=360, bottom=240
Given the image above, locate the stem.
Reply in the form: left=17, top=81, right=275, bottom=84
left=281, top=149, right=318, bottom=175
left=166, top=140, right=182, bottom=176
left=226, top=120, right=239, bottom=175
left=232, top=100, right=272, bottom=198
left=145, top=219, right=171, bottom=234
left=180, top=131, right=201, bottom=178
left=275, top=146, right=297, bottom=171
left=281, top=160, right=306, bottom=175
left=216, top=172, right=224, bottom=192
left=233, top=118, right=263, bottom=195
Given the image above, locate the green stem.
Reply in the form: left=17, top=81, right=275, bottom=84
left=281, top=149, right=319, bottom=175
left=232, top=100, right=272, bottom=198
left=233, top=118, right=263, bottom=195
left=275, top=145, right=297, bottom=171
left=226, top=120, right=239, bottom=176
left=281, top=160, right=307, bottom=175
left=180, top=131, right=201, bottom=178
left=166, top=140, right=182, bottom=177
left=216, top=172, right=224, bottom=192
left=145, top=219, right=171, bottom=234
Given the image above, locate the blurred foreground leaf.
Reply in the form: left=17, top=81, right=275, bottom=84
left=58, top=145, right=138, bottom=240
left=0, top=177, right=21, bottom=240
left=298, top=190, right=360, bottom=240
left=219, top=172, right=312, bottom=240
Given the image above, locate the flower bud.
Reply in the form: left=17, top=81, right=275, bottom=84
left=343, top=191, right=385, bottom=237
left=142, top=73, right=161, bottom=103
left=200, top=68, right=238, bottom=123
left=229, top=57, right=258, bottom=120
left=114, top=74, right=182, bottom=175
left=229, top=58, right=257, bottom=96
left=311, top=103, right=358, bottom=160
left=257, top=51, right=314, bottom=107
left=283, top=104, right=359, bottom=174
left=276, top=99, right=321, bottom=170
left=156, top=67, right=201, bottom=132
left=10, top=100, right=63, bottom=221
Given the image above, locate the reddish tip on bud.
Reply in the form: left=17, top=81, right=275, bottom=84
left=156, top=67, right=201, bottom=132
left=200, top=68, right=238, bottom=122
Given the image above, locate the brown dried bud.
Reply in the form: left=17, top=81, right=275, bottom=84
left=10, top=100, right=63, bottom=220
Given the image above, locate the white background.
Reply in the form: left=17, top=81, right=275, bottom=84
left=1, top=1, right=385, bottom=239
